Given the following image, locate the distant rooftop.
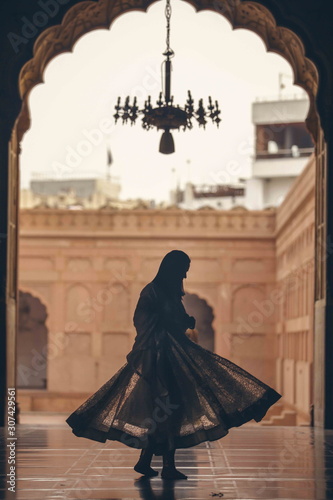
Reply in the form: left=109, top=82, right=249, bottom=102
left=31, top=171, right=119, bottom=181
left=30, top=176, right=121, bottom=199
left=254, top=92, right=309, bottom=103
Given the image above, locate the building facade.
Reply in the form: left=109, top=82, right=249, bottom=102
left=245, top=97, right=314, bottom=209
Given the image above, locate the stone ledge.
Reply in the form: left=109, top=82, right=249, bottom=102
left=17, top=390, right=91, bottom=413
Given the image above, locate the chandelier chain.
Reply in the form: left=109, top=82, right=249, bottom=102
left=165, top=0, right=173, bottom=55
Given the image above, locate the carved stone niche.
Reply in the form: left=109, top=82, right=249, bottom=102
left=104, top=258, right=132, bottom=281
left=67, top=258, right=92, bottom=272
left=102, top=282, right=130, bottom=330
left=190, top=259, right=220, bottom=282
left=66, top=284, right=93, bottom=325
left=97, top=332, right=130, bottom=385
left=233, top=259, right=267, bottom=273
left=232, top=284, right=270, bottom=326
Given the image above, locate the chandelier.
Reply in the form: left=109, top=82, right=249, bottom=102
left=113, top=0, right=221, bottom=154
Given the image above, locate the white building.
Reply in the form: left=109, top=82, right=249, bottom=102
left=20, top=176, right=122, bottom=209
left=245, top=97, right=314, bottom=209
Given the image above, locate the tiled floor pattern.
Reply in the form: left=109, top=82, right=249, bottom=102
left=1, top=417, right=333, bottom=499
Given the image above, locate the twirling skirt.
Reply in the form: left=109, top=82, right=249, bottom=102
left=66, top=331, right=281, bottom=455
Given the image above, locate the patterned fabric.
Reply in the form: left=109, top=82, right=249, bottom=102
left=66, top=281, right=282, bottom=455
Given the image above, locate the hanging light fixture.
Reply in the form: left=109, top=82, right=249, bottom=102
left=113, top=0, right=221, bottom=154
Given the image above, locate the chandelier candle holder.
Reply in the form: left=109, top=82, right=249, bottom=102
left=113, top=0, right=221, bottom=154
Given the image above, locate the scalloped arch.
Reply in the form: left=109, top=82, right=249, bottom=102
left=184, top=287, right=216, bottom=315
left=18, top=287, right=51, bottom=332
left=184, top=286, right=217, bottom=333
left=15, top=0, right=320, bottom=142
left=19, top=287, right=50, bottom=311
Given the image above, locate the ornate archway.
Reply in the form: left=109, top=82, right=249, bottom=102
left=6, top=0, right=328, bottom=427
left=15, top=0, right=320, bottom=143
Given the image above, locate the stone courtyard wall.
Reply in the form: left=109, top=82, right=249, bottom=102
left=275, top=155, right=315, bottom=423
left=17, top=154, right=315, bottom=423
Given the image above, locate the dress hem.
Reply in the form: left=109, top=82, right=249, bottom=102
left=66, top=387, right=281, bottom=456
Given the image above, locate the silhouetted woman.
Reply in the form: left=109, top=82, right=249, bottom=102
left=66, top=250, right=281, bottom=480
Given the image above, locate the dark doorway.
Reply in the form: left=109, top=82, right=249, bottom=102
left=17, top=291, right=48, bottom=389
left=183, top=293, right=215, bottom=351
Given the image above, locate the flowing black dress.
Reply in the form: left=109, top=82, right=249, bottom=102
left=66, top=281, right=282, bottom=456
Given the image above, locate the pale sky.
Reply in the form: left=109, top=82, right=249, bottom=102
left=20, top=0, right=307, bottom=202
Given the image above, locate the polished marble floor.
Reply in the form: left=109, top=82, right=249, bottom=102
left=1, top=415, right=333, bottom=499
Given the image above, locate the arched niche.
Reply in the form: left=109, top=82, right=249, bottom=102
left=66, top=283, right=92, bottom=325
left=17, top=290, right=48, bottom=389
left=231, top=284, right=275, bottom=383
left=183, top=291, right=215, bottom=351
left=102, top=282, right=130, bottom=329
left=232, top=284, right=269, bottom=325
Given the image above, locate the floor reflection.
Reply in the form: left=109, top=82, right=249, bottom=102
left=135, top=476, right=177, bottom=500
left=1, top=417, right=333, bottom=499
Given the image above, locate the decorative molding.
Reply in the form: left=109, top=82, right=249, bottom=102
left=20, top=257, right=54, bottom=270
left=19, top=208, right=276, bottom=238
left=15, top=0, right=320, bottom=142
left=232, top=282, right=265, bottom=295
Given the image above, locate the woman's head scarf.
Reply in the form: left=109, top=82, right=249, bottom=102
left=152, top=250, right=190, bottom=299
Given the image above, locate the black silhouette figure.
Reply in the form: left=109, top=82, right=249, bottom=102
left=66, top=250, right=281, bottom=480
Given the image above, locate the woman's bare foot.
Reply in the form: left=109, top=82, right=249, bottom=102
left=134, top=446, right=158, bottom=477
left=161, top=466, right=187, bottom=480
left=134, top=463, right=159, bottom=477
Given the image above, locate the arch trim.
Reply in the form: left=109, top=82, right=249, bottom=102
left=15, top=0, right=320, bottom=143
